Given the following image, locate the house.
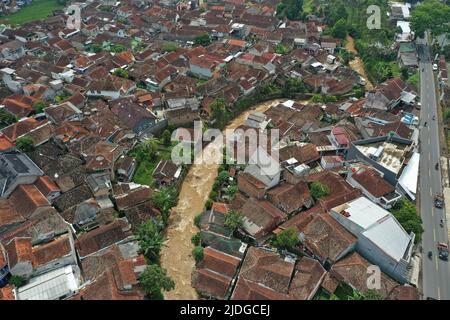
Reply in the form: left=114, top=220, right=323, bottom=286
left=190, top=55, right=223, bottom=78
left=75, top=220, right=132, bottom=259
left=14, top=265, right=81, bottom=300
left=33, top=176, right=61, bottom=203
left=86, top=75, right=136, bottom=100
left=240, top=197, right=286, bottom=240
left=329, top=127, right=350, bottom=150
left=3, top=237, right=33, bottom=278
left=231, top=247, right=294, bottom=299
left=346, top=135, right=414, bottom=186
left=44, top=102, right=83, bottom=126
left=330, top=197, right=415, bottom=284
left=152, top=160, right=182, bottom=188
left=267, top=181, right=312, bottom=215
left=365, top=78, right=408, bottom=111
left=31, top=233, right=77, bottom=276
left=0, top=150, right=44, bottom=199
left=8, top=184, right=51, bottom=220
left=329, top=252, right=418, bottom=299
left=110, top=97, right=160, bottom=137
left=114, top=155, right=137, bottom=182
left=346, top=164, right=402, bottom=209
left=397, top=42, right=417, bottom=68
left=0, top=40, right=26, bottom=60
left=306, top=170, right=361, bottom=211
left=2, top=93, right=37, bottom=118
left=237, top=171, right=266, bottom=199
left=192, top=246, right=242, bottom=299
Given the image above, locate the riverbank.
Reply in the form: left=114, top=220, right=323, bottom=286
left=345, top=35, right=374, bottom=91
left=159, top=99, right=283, bottom=299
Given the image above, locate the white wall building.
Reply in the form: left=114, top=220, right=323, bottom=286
left=330, top=196, right=415, bottom=284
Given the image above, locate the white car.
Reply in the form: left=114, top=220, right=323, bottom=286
left=433, top=63, right=438, bottom=71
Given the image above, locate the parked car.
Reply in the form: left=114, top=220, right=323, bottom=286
left=433, top=63, right=438, bottom=71
left=437, top=242, right=449, bottom=261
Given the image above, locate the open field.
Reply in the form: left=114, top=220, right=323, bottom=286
left=0, top=0, right=64, bottom=25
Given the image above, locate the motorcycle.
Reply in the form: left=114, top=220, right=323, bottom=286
left=441, top=219, right=444, bottom=228
left=436, top=162, right=439, bottom=170
left=428, top=251, right=433, bottom=259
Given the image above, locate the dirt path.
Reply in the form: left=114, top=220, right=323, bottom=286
left=159, top=99, right=283, bottom=299
left=345, top=35, right=374, bottom=91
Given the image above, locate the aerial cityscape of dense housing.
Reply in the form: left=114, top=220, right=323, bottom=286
left=0, top=0, right=448, bottom=303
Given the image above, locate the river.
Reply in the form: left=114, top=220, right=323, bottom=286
left=345, top=35, right=374, bottom=91
left=159, top=99, right=283, bottom=299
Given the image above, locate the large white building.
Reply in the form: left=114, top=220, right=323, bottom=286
left=330, top=196, right=415, bottom=284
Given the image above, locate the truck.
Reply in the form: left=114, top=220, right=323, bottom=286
left=437, top=242, right=449, bottom=261
left=434, top=193, right=444, bottom=209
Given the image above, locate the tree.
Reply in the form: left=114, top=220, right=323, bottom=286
left=16, top=136, right=34, bottom=152
left=410, top=0, right=450, bottom=38
left=194, top=33, right=212, bottom=46
left=391, top=199, right=423, bottom=243
left=130, top=139, right=158, bottom=163
left=400, top=67, right=409, bottom=80
left=139, top=264, right=175, bottom=299
left=217, top=170, right=230, bottom=185
left=347, top=290, right=365, bottom=300
left=310, top=181, right=330, bottom=200
left=191, top=232, right=201, bottom=246
left=192, top=246, right=204, bottom=264
left=210, top=98, right=228, bottom=129
left=161, top=42, right=179, bottom=53
left=226, top=185, right=237, bottom=198
left=113, top=68, right=128, bottom=79
left=32, top=101, right=48, bottom=113
left=162, top=129, right=172, bottom=146
left=332, top=19, right=348, bottom=39
left=224, top=210, right=244, bottom=234
left=152, top=186, right=178, bottom=216
left=137, top=220, right=163, bottom=263
left=281, top=0, right=303, bottom=20
left=274, top=44, right=289, bottom=55
left=91, top=43, right=102, bottom=53
left=364, top=289, right=384, bottom=300
left=271, top=227, right=300, bottom=251
left=0, top=108, right=16, bottom=129
left=9, top=275, right=25, bottom=287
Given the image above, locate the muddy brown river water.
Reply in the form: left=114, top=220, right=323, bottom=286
left=345, top=35, right=374, bottom=91
left=159, top=99, right=283, bottom=299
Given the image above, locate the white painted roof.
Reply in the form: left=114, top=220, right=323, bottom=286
left=17, top=265, right=79, bottom=300
left=362, top=215, right=412, bottom=261
left=344, top=197, right=389, bottom=230
left=398, top=152, right=420, bottom=200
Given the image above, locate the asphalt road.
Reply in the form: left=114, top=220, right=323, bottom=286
left=417, top=39, right=450, bottom=300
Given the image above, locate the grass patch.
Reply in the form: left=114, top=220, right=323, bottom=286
left=0, top=0, right=64, bottom=25
left=389, top=62, right=401, bottom=78
left=407, top=72, right=420, bottom=89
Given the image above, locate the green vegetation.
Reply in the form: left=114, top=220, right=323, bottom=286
left=194, top=33, right=212, bottom=46
left=311, top=94, right=338, bottom=104
left=32, top=101, right=48, bottom=113
left=271, top=227, right=300, bottom=251
left=113, top=68, right=129, bottom=79
left=16, top=136, right=35, bottom=152
left=310, top=181, right=330, bottom=200
left=162, top=129, right=172, bottom=146
left=0, top=108, right=17, bottom=129
left=274, top=44, right=289, bottom=55
left=391, top=199, right=423, bottom=244
left=406, top=72, right=419, bottom=89
left=8, top=275, right=26, bottom=287
left=194, top=213, right=202, bottom=228
left=109, top=44, right=126, bottom=53
left=0, top=0, right=65, bottom=25
left=210, top=98, right=229, bottom=129
left=410, top=0, right=450, bottom=38
left=364, top=289, right=384, bottom=300
left=131, top=139, right=173, bottom=186
left=161, top=42, right=179, bottom=53
left=139, top=264, right=175, bottom=300
left=91, top=43, right=103, bottom=53
left=191, top=232, right=202, bottom=246
left=137, top=219, right=164, bottom=264
left=152, top=186, right=178, bottom=217
left=276, top=0, right=304, bottom=20
left=192, top=246, right=204, bottom=264
left=332, top=19, right=348, bottom=39
left=224, top=210, right=244, bottom=234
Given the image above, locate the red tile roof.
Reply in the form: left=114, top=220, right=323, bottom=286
left=4, top=237, right=32, bottom=269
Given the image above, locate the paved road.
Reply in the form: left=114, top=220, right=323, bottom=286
left=417, top=38, right=450, bottom=300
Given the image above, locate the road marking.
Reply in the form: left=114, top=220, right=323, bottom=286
left=436, top=258, right=438, bottom=271
left=433, top=228, right=436, bottom=241
left=438, top=287, right=441, bottom=300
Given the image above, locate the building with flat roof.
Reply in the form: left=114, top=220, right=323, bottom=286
left=346, top=135, right=413, bottom=186
left=330, top=196, right=415, bottom=284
